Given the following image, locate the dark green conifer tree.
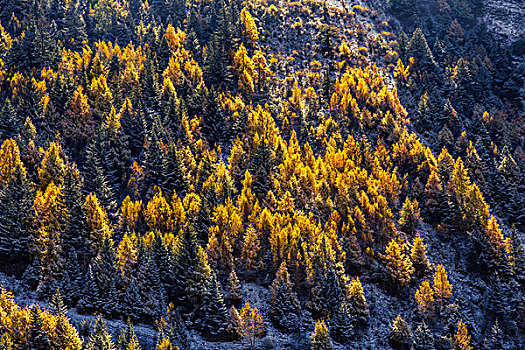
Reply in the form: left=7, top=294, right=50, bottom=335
left=85, top=316, right=116, bottom=350
left=27, top=306, right=51, bottom=350
left=162, top=142, right=189, bottom=197
left=0, top=165, right=33, bottom=262
left=201, top=272, right=229, bottom=336
left=414, top=321, right=434, bottom=350
left=270, top=262, right=301, bottom=332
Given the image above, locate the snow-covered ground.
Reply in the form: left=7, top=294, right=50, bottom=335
left=483, top=0, right=525, bottom=41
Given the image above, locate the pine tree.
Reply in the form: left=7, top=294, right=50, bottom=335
left=63, top=0, right=87, bottom=50
left=411, top=233, right=431, bottom=277
left=172, top=226, right=200, bottom=305
left=116, top=319, right=141, bottom=350
left=166, top=308, right=190, bottom=350
left=225, top=269, right=242, bottom=306
left=143, top=126, right=166, bottom=192
left=77, top=265, right=98, bottom=314
left=389, top=314, right=412, bottom=350
left=121, top=280, right=142, bottom=322
left=91, top=238, right=120, bottom=312
left=83, top=141, right=117, bottom=217
left=202, top=87, right=226, bottom=147
left=27, top=306, right=51, bottom=350
left=50, top=288, right=67, bottom=315
left=330, top=301, right=354, bottom=343
left=201, top=272, right=229, bottom=336
left=0, top=99, right=19, bottom=139
left=162, top=143, right=189, bottom=197
left=425, top=170, right=446, bottom=224
left=22, top=256, right=42, bottom=290
left=310, top=320, right=333, bottom=350
left=347, top=276, right=369, bottom=324
left=61, top=251, right=83, bottom=305
left=509, top=225, right=525, bottom=282
left=270, top=262, right=301, bottom=332
left=135, top=254, right=165, bottom=322
left=407, top=28, right=436, bottom=80
left=0, top=163, right=32, bottom=262
left=85, top=316, right=116, bottom=350
left=414, top=321, right=435, bottom=350
left=100, top=107, right=131, bottom=192
left=62, top=164, right=87, bottom=251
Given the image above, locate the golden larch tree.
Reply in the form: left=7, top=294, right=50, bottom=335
left=415, top=280, right=434, bottom=316
left=433, top=264, right=453, bottom=310
left=240, top=301, right=265, bottom=349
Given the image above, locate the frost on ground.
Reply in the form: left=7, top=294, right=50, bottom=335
left=483, top=0, right=525, bottom=41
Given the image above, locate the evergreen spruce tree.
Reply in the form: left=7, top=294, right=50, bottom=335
left=201, top=272, right=229, bottom=336
left=63, top=0, right=87, bottom=50
left=389, top=314, right=413, bottom=350
left=50, top=287, right=67, bottom=315
left=225, top=268, right=242, bottom=307
left=270, top=262, right=301, bottom=332
left=172, top=225, right=200, bottom=300
left=202, top=87, right=226, bottom=147
left=83, top=140, right=117, bottom=216
left=330, top=301, right=354, bottom=343
left=0, top=98, right=19, bottom=139
left=77, top=265, right=99, bottom=314
left=509, top=225, right=525, bottom=282
left=407, top=28, right=436, bottom=80
left=414, top=321, right=435, bottom=350
left=0, top=164, right=32, bottom=263
left=121, top=280, right=142, bottom=322
left=186, top=245, right=213, bottom=319
left=483, top=320, right=505, bottom=350
left=116, top=319, right=141, bottom=350
left=167, top=309, right=190, bottom=350
left=27, top=306, right=51, bottom=350
left=152, top=231, right=178, bottom=300
left=162, top=142, right=189, bottom=197
left=135, top=254, right=165, bottom=322
left=61, top=251, right=83, bottom=305
left=248, top=140, right=276, bottom=199
left=91, top=238, right=120, bottom=311
left=85, top=316, right=116, bottom=350
left=22, top=256, right=42, bottom=290
left=143, top=126, right=166, bottom=192
left=62, top=164, right=87, bottom=251
left=100, top=107, right=131, bottom=194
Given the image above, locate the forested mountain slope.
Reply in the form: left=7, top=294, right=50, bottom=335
left=0, top=0, right=523, bottom=349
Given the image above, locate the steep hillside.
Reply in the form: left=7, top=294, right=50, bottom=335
left=0, top=1, right=523, bottom=350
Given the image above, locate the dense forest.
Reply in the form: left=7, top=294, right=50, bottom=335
left=0, top=0, right=523, bottom=349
